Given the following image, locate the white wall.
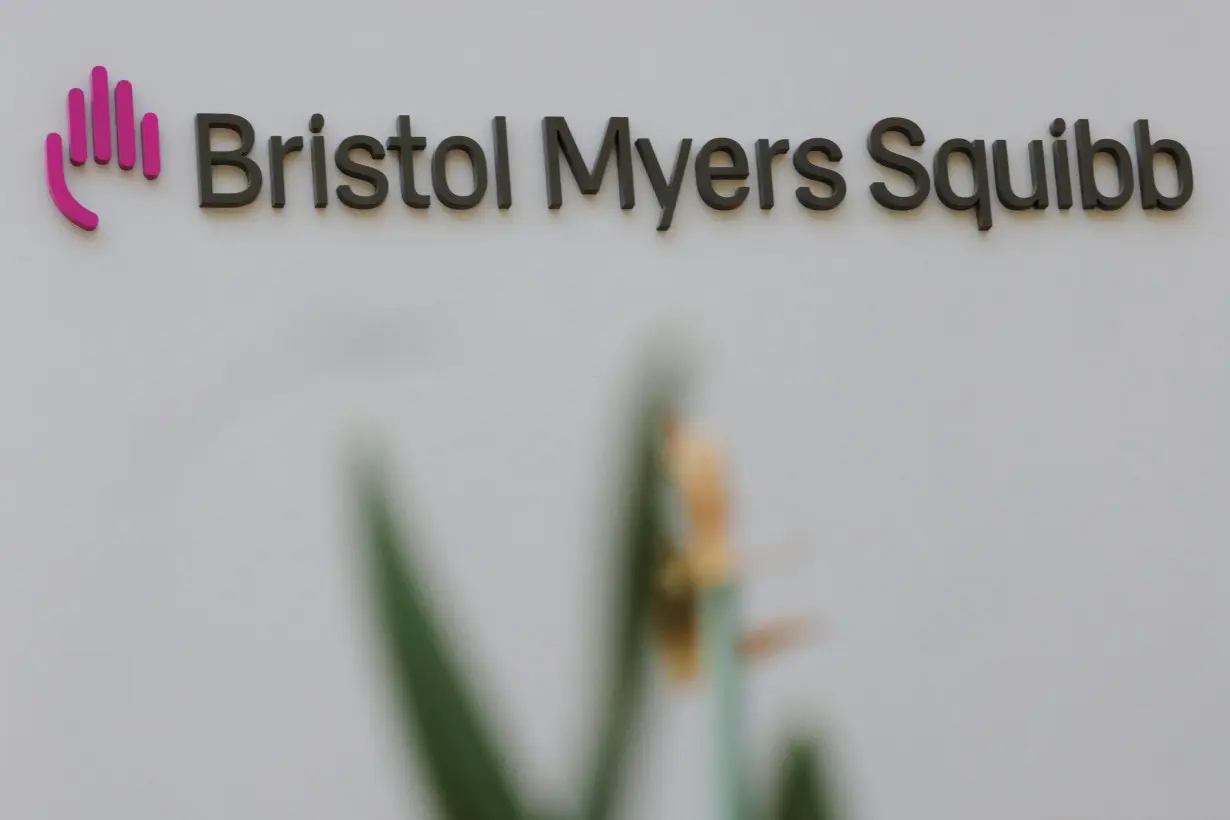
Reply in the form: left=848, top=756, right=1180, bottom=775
left=3, top=2, right=1227, bottom=819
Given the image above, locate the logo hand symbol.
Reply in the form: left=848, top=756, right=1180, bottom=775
left=45, top=66, right=161, bottom=232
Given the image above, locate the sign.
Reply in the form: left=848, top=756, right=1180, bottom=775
left=46, top=66, right=1195, bottom=233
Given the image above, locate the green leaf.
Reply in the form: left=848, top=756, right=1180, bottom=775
left=353, top=455, right=530, bottom=820
left=579, top=351, right=686, bottom=820
left=770, top=735, right=842, bottom=820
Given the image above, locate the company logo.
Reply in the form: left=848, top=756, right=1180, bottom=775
left=45, top=66, right=161, bottom=231
left=43, top=65, right=1196, bottom=234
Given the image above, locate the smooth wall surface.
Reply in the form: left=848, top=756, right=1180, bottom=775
left=2, top=2, right=1227, bottom=819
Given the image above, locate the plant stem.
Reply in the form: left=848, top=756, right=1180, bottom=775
left=701, top=580, right=746, bottom=820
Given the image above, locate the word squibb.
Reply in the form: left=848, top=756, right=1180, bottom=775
left=194, top=114, right=1194, bottom=231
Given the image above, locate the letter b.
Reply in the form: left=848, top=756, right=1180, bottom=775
left=1134, top=119, right=1193, bottom=211
left=1074, top=119, right=1133, bottom=211
left=196, top=113, right=262, bottom=207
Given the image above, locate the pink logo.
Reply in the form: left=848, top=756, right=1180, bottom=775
left=45, top=66, right=161, bottom=231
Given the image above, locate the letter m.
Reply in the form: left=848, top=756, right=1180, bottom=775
left=542, top=117, right=635, bottom=209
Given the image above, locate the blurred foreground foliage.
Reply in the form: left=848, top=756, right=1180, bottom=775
left=352, top=352, right=844, bottom=820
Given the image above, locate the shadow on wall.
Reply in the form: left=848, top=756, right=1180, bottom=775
left=129, top=305, right=456, bottom=499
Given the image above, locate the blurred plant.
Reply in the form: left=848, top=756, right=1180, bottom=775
left=351, top=351, right=845, bottom=820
